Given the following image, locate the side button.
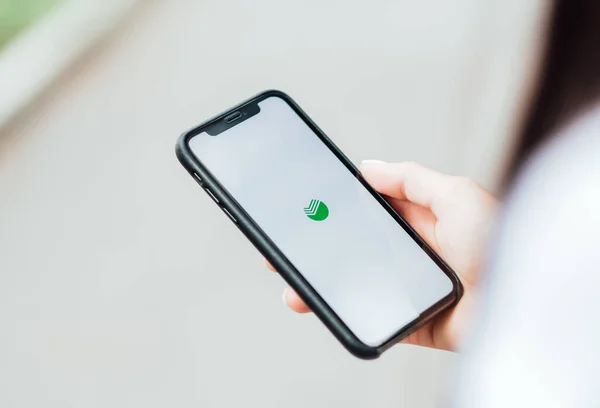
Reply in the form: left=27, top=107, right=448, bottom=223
left=205, top=188, right=219, bottom=204
left=192, top=173, right=202, bottom=184
left=222, top=207, right=237, bottom=223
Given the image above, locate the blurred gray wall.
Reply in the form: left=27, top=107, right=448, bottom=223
left=0, top=0, right=546, bottom=407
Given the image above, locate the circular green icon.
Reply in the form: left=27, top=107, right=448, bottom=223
left=304, top=199, right=329, bottom=221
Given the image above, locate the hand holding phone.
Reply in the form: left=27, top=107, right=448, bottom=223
left=176, top=91, right=471, bottom=358
left=275, top=160, right=498, bottom=351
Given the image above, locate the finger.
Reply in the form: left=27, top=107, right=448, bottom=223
left=266, top=261, right=311, bottom=313
left=283, top=287, right=311, bottom=313
left=389, top=198, right=437, bottom=246
left=359, top=161, right=459, bottom=216
left=265, top=259, right=276, bottom=272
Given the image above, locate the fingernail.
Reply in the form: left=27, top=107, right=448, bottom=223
left=361, top=159, right=386, bottom=164
left=282, top=288, right=288, bottom=306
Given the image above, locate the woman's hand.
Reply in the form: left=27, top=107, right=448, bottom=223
left=267, top=161, right=498, bottom=351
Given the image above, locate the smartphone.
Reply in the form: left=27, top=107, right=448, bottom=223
left=175, top=90, right=462, bottom=359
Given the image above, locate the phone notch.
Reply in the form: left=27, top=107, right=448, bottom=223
left=206, top=102, right=260, bottom=136
left=225, top=111, right=242, bottom=123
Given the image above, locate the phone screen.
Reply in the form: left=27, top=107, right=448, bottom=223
left=188, top=95, right=453, bottom=347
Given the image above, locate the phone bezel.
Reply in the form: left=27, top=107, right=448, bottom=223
left=175, top=90, right=463, bottom=359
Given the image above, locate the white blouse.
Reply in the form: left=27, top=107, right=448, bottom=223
left=454, top=104, right=600, bottom=407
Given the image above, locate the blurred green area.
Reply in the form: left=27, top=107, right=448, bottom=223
left=0, top=0, right=67, bottom=49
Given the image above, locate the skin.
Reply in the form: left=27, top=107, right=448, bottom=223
left=266, top=161, right=498, bottom=351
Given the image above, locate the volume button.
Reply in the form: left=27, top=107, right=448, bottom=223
left=222, top=207, right=237, bottom=223
left=192, top=173, right=204, bottom=188
left=205, top=188, right=219, bottom=204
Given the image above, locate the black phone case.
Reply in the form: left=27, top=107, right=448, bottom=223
left=175, top=90, right=462, bottom=359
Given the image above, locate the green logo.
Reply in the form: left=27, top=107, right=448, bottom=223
left=304, top=199, right=329, bottom=221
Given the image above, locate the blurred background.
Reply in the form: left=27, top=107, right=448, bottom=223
left=0, top=1, right=547, bottom=407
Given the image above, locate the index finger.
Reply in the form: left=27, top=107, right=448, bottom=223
left=359, top=161, right=459, bottom=215
left=265, top=259, right=276, bottom=272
